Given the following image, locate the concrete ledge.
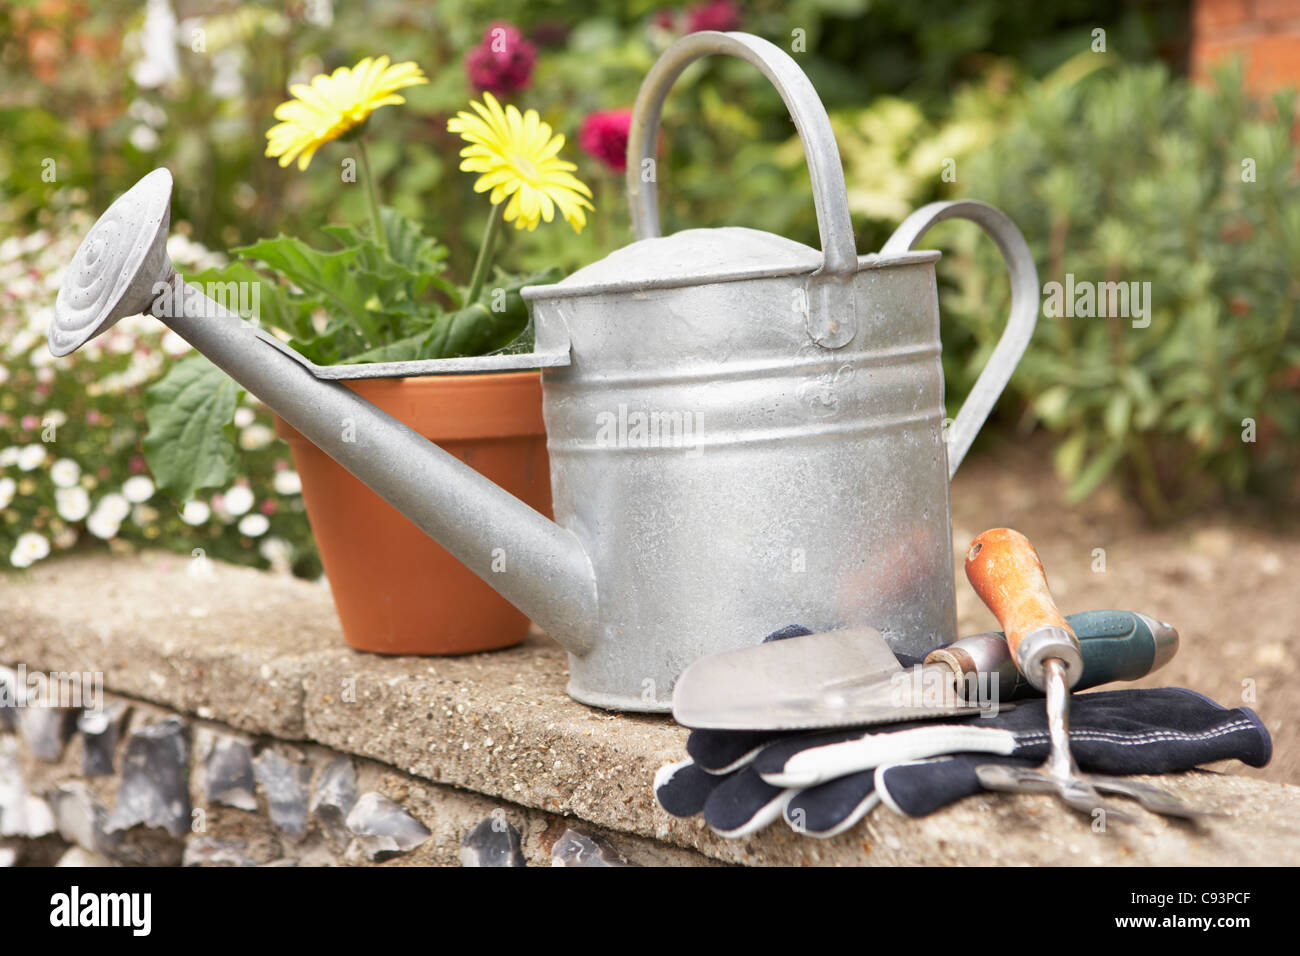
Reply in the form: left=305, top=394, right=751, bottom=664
left=4, top=552, right=1299, bottom=866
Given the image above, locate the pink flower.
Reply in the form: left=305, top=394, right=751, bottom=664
left=86, top=409, right=101, bottom=425
left=465, top=22, right=537, bottom=96
left=20, top=415, right=39, bottom=431
left=687, top=0, right=740, bottom=33
left=260, top=499, right=277, bottom=515
left=579, top=108, right=633, bottom=173
left=129, top=455, right=146, bottom=474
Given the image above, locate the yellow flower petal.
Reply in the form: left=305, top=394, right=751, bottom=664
left=264, top=55, right=427, bottom=171
left=447, top=93, right=595, bottom=234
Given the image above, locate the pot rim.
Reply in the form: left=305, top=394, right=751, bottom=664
left=272, top=368, right=548, bottom=442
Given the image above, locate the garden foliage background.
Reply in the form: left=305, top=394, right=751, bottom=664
left=1, top=0, right=1297, bottom=574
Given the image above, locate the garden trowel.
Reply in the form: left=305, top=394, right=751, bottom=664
left=672, top=625, right=990, bottom=731
left=672, top=610, right=1177, bottom=731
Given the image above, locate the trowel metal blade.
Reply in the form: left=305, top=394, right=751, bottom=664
left=671, top=626, right=997, bottom=731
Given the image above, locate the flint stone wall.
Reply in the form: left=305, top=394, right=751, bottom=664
left=3, top=553, right=1299, bottom=867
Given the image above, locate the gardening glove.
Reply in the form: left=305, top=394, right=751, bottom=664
left=655, top=632, right=1271, bottom=838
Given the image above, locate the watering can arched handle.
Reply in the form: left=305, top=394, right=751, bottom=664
left=881, top=200, right=1040, bottom=477
left=626, top=31, right=859, bottom=346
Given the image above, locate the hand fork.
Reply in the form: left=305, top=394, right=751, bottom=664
left=964, top=529, right=1212, bottom=823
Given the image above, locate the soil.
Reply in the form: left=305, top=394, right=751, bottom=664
left=949, top=433, right=1298, bottom=786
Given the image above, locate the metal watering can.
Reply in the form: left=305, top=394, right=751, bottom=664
left=46, top=32, right=1037, bottom=712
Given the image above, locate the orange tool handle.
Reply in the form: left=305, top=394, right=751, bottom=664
left=964, top=528, right=1075, bottom=663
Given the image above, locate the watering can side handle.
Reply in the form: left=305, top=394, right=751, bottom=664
left=626, top=31, right=858, bottom=280
left=880, top=200, right=1040, bottom=478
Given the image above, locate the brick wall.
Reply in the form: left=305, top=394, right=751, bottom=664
left=1192, top=0, right=1300, bottom=93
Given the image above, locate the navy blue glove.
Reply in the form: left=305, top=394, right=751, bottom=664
left=656, top=631, right=1271, bottom=838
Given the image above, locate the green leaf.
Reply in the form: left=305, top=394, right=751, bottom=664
left=142, top=355, right=242, bottom=502
left=185, top=261, right=317, bottom=341
left=342, top=333, right=429, bottom=364
left=381, top=206, right=448, bottom=276
left=342, top=269, right=558, bottom=365
left=324, top=209, right=454, bottom=302
left=1065, top=443, right=1124, bottom=503
left=1053, top=429, right=1087, bottom=481
left=1032, top=384, right=1072, bottom=428
left=1103, top=391, right=1131, bottom=440
left=233, top=236, right=382, bottom=342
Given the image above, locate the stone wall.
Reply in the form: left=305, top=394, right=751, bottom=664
left=1, top=688, right=706, bottom=867
left=3, top=552, right=1300, bottom=867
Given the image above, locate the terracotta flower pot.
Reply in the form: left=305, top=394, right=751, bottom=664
left=273, top=371, right=552, bottom=655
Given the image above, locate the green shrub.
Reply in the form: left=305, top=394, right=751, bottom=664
left=932, top=59, right=1300, bottom=518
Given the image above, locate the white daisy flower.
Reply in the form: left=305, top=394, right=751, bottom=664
left=50, top=458, right=81, bottom=488
left=55, top=486, right=91, bottom=522
left=128, top=124, right=160, bottom=152
left=95, top=493, right=131, bottom=522
left=223, top=485, right=254, bottom=516
left=161, top=330, right=191, bottom=356
left=233, top=407, right=256, bottom=428
left=238, top=424, right=274, bottom=451
left=10, top=532, right=51, bottom=568
left=259, top=536, right=292, bottom=564
left=272, top=470, right=302, bottom=496
left=0, top=477, right=14, bottom=510
left=122, top=475, right=155, bottom=503
left=17, top=444, right=46, bottom=471
left=238, top=513, right=269, bottom=537
left=0, top=447, right=19, bottom=467
left=86, top=511, right=120, bottom=540
left=180, top=500, right=211, bottom=526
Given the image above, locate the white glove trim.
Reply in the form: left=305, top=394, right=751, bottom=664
left=762, top=724, right=1018, bottom=787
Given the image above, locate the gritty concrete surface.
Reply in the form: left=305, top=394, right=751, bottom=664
left=949, top=435, right=1299, bottom=787
left=3, top=548, right=1299, bottom=866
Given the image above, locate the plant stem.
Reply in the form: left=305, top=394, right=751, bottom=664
left=466, top=202, right=504, bottom=305
left=358, top=139, right=387, bottom=255
left=1127, top=434, right=1170, bottom=523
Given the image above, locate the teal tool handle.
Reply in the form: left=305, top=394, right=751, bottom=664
left=1070, top=610, right=1178, bottom=687
left=931, top=610, right=1179, bottom=701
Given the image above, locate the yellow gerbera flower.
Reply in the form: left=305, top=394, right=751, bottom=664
left=265, top=55, right=428, bottom=171
left=448, top=92, right=594, bottom=233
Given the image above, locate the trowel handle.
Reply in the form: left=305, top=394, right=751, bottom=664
left=964, top=528, right=1083, bottom=691
left=930, top=610, right=1180, bottom=700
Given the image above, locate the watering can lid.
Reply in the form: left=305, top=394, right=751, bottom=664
left=523, top=226, right=824, bottom=301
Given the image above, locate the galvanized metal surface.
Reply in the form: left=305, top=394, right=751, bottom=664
left=671, top=626, right=996, bottom=730
left=881, top=199, right=1040, bottom=476
left=626, top=30, right=859, bottom=349
left=46, top=31, right=1039, bottom=714
left=523, top=32, right=1038, bottom=709
left=49, top=167, right=173, bottom=357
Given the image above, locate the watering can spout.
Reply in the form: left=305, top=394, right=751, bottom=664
left=48, top=168, right=599, bottom=652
